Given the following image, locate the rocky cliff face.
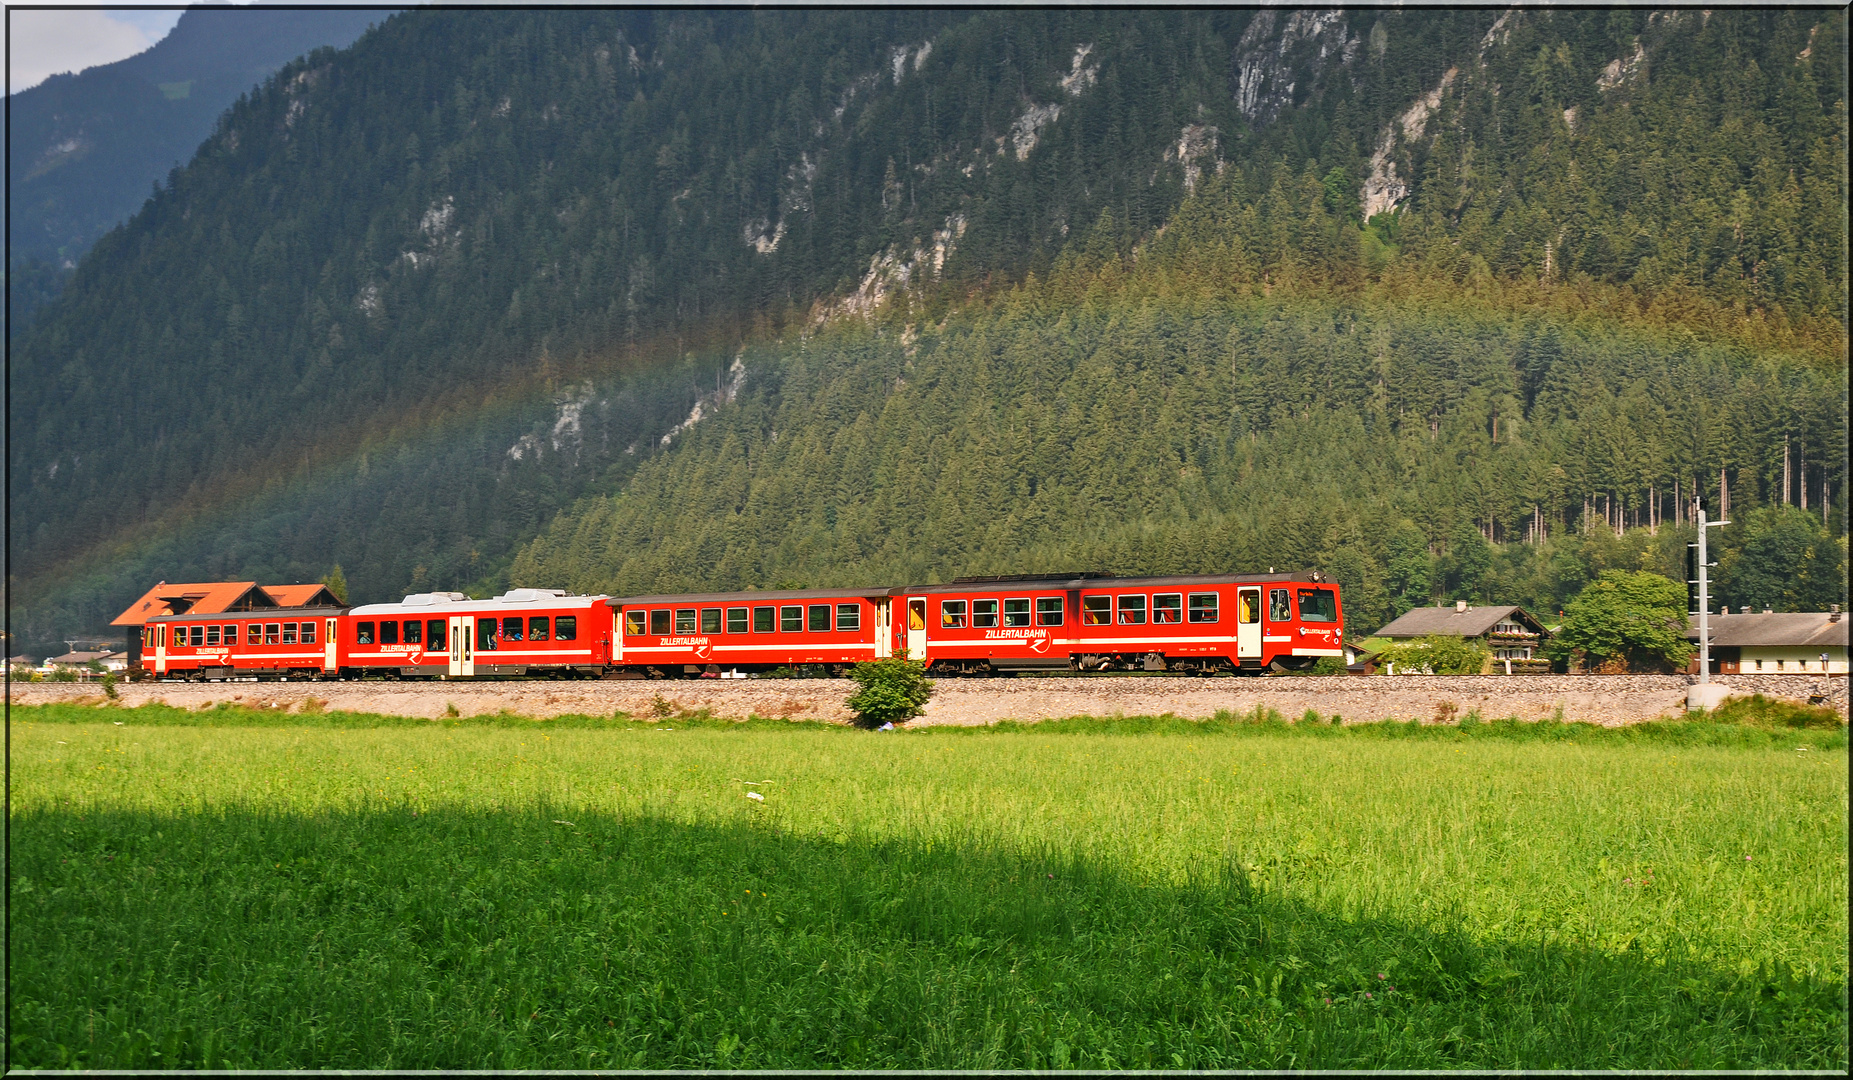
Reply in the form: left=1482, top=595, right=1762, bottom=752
left=1230, top=8, right=1360, bottom=127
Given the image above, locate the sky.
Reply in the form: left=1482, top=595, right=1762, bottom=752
left=8, top=7, right=188, bottom=94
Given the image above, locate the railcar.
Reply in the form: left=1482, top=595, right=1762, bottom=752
left=891, top=572, right=1343, bottom=675
left=606, top=587, right=893, bottom=677
left=142, top=607, right=346, bottom=680
left=343, top=589, right=613, bottom=677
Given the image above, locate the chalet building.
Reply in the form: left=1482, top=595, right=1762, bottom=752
left=109, top=581, right=343, bottom=671
left=1687, top=609, right=1848, bottom=675
left=1371, top=601, right=1552, bottom=673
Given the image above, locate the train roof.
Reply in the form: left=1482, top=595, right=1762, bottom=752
left=606, top=586, right=893, bottom=606
left=347, top=589, right=609, bottom=616
left=890, top=571, right=1324, bottom=595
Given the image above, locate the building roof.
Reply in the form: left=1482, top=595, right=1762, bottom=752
left=110, top=581, right=278, bottom=626
left=48, top=651, right=110, bottom=665
left=1373, top=604, right=1546, bottom=639
left=1689, top=611, right=1849, bottom=649
left=264, top=584, right=344, bottom=608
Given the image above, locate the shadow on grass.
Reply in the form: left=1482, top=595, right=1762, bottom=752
left=13, top=804, right=1845, bottom=1070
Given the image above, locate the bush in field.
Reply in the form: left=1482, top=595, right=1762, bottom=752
left=1547, top=570, right=1693, bottom=673
left=1710, top=694, right=1845, bottom=730
left=1377, top=634, right=1488, bottom=675
left=845, top=657, right=934, bottom=728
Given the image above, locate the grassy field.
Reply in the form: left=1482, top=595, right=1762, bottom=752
left=10, top=702, right=1848, bottom=1069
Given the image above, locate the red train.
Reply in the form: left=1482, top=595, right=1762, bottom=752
left=141, top=572, right=1341, bottom=680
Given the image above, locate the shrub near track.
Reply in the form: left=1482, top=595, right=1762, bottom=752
left=10, top=704, right=1847, bottom=1069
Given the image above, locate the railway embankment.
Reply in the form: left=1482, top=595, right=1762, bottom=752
left=11, top=673, right=1845, bottom=725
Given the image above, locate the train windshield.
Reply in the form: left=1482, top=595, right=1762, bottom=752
left=1297, top=588, right=1338, bottom=623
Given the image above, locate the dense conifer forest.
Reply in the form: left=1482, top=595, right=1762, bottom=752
left=8, top=7, right=1846, bottom=651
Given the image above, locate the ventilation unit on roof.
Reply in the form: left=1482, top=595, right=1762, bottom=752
left=498, top=588, right=569, bottom=603
left=401, top=592, right=469, bottom=606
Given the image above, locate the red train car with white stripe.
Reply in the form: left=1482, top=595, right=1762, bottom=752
left=606, top=587, right=892, bottom=677
left=342, top=589, right=613, bottom=677
left=890, top=572, right=1342, bottom=675
left=141, top=607, right=345, bottom=679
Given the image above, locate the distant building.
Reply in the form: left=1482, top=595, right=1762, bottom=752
left=1687, top=609, right=1848, bottom=675
left=1371, top=601, right=1552, bottom=673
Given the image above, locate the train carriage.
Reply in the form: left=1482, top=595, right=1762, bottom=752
left=143, top=607, right=345, bottom=680
left=606, top=588, right=894, bottom=677
left=891, top=572, right=1343, bottom=675
left=344, top=589, right=613, bottom=677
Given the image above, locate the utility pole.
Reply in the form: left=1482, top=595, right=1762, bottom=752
left=1688, top=497, right=1731, bottom=711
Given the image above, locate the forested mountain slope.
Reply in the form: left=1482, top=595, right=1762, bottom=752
left=6, top=6, right=390, bottom=318
left=9, top=7, right=1846, bottom=651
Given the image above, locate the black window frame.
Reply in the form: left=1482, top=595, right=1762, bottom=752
left=972, top=599, right=999, bottom=628
left=528, top=616, right=550, bottom=641
left=700, top=608, right=723, bottom=634
left=940, top=600, right=968, bottom=628
left=427, top=620, right=447, bottom=650
left=1035, top=597, right=1064, bottom=627
left=1297, top=588, right=1338, bottom=623
left=403, top=620, right=421, bottom=645
left=1268, top=588, right=1292, bottom=623
left=501, top=616, right=524, bottom=641
left=379, top=620, right=396, bottom=645
left=753, top=606, right=775, bottom=633
left=355, top=622, right=374, bottom=645
left=649, top=609, right=671, bottom=636
left=727, top=607, right=749, bottom=634
left=554, top=616, right=577, bottom=641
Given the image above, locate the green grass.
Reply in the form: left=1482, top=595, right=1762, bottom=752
left=11, top=702, right=1847, bottom=1069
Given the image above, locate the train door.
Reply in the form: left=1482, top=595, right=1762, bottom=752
left=873, top=598, right=892, bottom=658
left=448, top=616, right=474, bottom=677
left=324, top=618, right=339, bottom=672
left=153, top=623, right=168, bottom=675
left=1236, top=588, right=1262, bottom=662
left=906, top=597, right=927, bottom=661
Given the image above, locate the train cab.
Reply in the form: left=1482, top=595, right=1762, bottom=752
left=889, top=572, right=1343, bottom=675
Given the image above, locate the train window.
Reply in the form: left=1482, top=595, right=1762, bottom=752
left=1082, top=596, right=1111, bottom=625
left=206, top=625, right=221, bottom=646
left=378, top=621, right=395, bottom=645
left=356, top=622, right=375, bottom=645
left=1188, top=593, right=1219, bottom=623
left=836, top=604, right=860, bottom=632
left=781, top=606, right=804, bottom=633
left=1238, top=593, right=1260, bottom=624
left=428, top=620, right=447, bottom=650
left=283, top=624, right=299, bottom=645
left=265, top=623, right=282, bottom=645
left=649, top=610, right=671, bottom=635
left=808, top=604, right=831, bottom=632
left=727, top=608, right=749, bottom=634
left=753, top=606, right=775, bottom=633
left=1153, top=594, right=1183, bottom=624
left=302, top=622, right=317, bottom=646
left=973, top=599, right=999, bottom=628
left=186, top=625, right=202, bottom=646
left=1035, top=597, right=1064, bottom=626
left=700, top=608, right=722, bottom=634
left=225, top=624, right=240, bottom=644
left=1298, top=588, right=1338, bottom=623
left=1268, top=589, right=1291, bottom=622
left=502, top=617, right=524, bottom=641
left=477, top=620, right=498, bottom=651
left=529, top=617, right=550, bottom=641
left=1003, top=598, right=1032, bottom=627
left=402, top=620, right=420, bottom=645
left=1117, top=595, right=1146, bottom=625
left=675, top=609, right=697, bottom=634
left=941, top=600, right=968, bottom=628
left=554, top=616, right=576, bottom=641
